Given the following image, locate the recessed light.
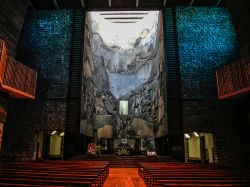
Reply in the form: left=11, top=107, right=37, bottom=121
left=59, top=132, right=65, bottom=136
left=184, top=133, right=190, bottom=138
left=194, top=132, right=199, bottom=137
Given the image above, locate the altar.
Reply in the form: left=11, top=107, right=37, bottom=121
left=88, top=137, right=157, bottom=156
left=114, top=138, right=134, bottom=156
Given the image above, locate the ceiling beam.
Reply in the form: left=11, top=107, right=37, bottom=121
left=81, top=0, right=85, bottom=8
left=216, top=0, right=222, bottom=6
left=163, top=0, right=167, bottom=7
left=108, top=0, right=112, bottom=7
left=189, top=0, right=194, bottom=6
left=52, top=0, right=60, bottom=9
left=136, top=0, right=139, bottom=7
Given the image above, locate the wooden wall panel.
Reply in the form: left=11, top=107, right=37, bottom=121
left=216, top=58, right=250, bottom=99
left=0, top=39, right=7, bottom=83
left=0, top=40, right=37, bottom=99
left=2, top=56, right=37, bottom=99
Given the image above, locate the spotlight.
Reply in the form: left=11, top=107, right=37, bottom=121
left=184, top=133, right=190, bottom=138
left=59, top=132, right=65, bottom=136
left=51, top=131, right=57, bottom=135
left=194, top=132, right=199, bottom=137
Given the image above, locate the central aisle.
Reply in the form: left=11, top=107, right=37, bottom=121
left=103, top=168, right=147, bottom=187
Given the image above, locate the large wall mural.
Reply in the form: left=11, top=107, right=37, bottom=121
left=81, top=11, right=167, bottom=139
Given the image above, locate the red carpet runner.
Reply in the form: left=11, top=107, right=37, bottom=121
left=103, top=168, right=146, bottom=187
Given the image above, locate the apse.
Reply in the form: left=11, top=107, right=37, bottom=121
left=81, top=11, right=167, bottom=139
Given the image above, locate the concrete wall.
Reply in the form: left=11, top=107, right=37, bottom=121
left=228, top=1, right=250, bottom=136
left=228, top=1, right=250, bottom=58
left=0, top=0, right=29, bottom=117
left=1, top=10, right=73, bottom=160
left=176, top=7, right=250, bottom=167
left=0, top=0, right=29, bottom=155
left=0, top=0, right=29, bottom=56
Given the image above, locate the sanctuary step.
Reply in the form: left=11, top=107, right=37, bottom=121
left=72, top=155, right=178, bottom=168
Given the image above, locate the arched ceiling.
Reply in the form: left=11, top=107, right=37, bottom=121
left=29, top=0, right=227, bottom=10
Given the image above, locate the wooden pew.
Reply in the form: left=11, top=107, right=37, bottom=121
left=0, top=160, right=109, bottom=187
left=138, top=162, right=250, bottom=187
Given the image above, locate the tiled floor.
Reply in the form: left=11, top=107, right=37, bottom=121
left=103, top=168, right=147, bottom=187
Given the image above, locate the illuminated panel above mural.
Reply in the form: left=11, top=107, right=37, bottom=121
left=81, top=11, right=167, bottom=139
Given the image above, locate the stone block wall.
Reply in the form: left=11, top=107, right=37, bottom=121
left=0, top=0, right=29, bottom=56
left=176, top=7, right=250, bottom=167
left=0, top=0, right=29, bottom=124
left=228, top=1, right=250, bottom=138
left=1, top=10, right=73, bottom=160
left=176, top=7, right=239, bottom=100
left=228, top=1, right=250, bottom=58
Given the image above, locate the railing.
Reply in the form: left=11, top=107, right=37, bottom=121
left=216, top=58, right=250, bottom=99
left=0, top=39, right=37, bottom=99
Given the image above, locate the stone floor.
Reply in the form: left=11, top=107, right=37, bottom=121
left=103, top=168, right=147, bottom=187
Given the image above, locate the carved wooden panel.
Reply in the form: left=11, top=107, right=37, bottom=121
left=2, top=56, right=37, bottom=99
left=216, top=58, right=250, bottom=99
left=0, top=39, right=37, bottom=99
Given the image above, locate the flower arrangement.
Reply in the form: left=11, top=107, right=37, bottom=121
left=147, top=150, right=157, bottom=157
left=116, top=148, right=130, bottom=156
left=87, top=148, right=96, bottom=155
left=87, top=144, right=96, bottom=155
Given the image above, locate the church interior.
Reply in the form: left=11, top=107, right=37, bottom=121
left=0, top=0, right=249, bottom=186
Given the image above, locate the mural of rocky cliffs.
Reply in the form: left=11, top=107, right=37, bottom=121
left=81, top=11, right=167, bottom=139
